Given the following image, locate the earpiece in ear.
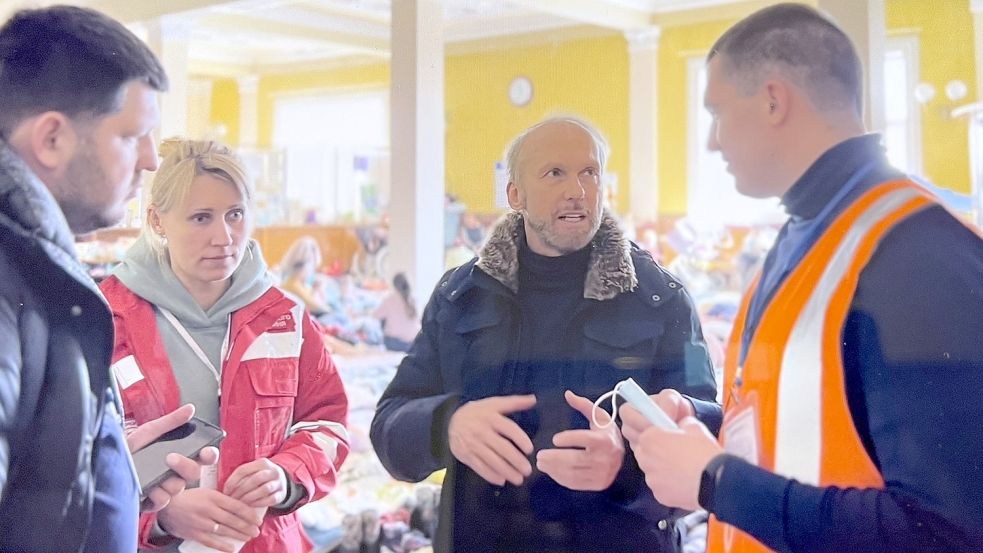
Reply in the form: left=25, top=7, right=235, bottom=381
left=769, top=102, right=777, bottom=113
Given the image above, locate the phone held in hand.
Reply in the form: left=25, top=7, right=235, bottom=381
left=132, top=416, right=226, bottom=495
left=616, top=377, right=678, bottom=430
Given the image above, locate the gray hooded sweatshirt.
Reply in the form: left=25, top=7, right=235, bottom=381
left=111, top=235, right=274, bottom=425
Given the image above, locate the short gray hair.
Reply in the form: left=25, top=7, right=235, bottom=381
left=708, top=3, right=863, bottom=115
left=503, top=115, right=610, bottom=186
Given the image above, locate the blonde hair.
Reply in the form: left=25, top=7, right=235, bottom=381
left=279, top=236, right=323, bottom=282
left=143, top=137, right=253, bottom=260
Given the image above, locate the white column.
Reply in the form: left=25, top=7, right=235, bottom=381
left=185, top=79, right=213, bottom=140
left=389, top=0, right=445, bottom=306
left=818, top=0, right=887, bottom=132
left=238, top=75, right=260, bottom=147
left=972, top=0, right=983, bottom=102
left=145, top=16, right=191, bottom=140
left=625, top=27, right=661, bottom=224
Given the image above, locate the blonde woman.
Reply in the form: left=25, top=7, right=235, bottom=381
left=100, top=138, right=349, bottom=553
left=277, top=236, right=332, bottom=318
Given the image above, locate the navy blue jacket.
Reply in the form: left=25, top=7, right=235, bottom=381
left=0, top=143, right=138, bottom=552
left=371, top=212, right=717, bottom=552
left=710, top=135, right=983, bottom=552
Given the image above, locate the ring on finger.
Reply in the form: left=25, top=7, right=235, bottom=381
left=212, top=522, right=220, bottom=534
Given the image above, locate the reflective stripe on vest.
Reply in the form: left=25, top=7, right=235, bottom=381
left=775, top=185, right=923, bottom=483
left=709, top=180, right=937, bottom=553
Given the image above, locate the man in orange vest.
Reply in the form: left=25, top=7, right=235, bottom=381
left=621, top=3, right=983, bottom=552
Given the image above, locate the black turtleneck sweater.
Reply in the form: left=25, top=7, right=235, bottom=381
left=517, top=238, right=591, bottom=364
left=715, top=134, right=983, bottom=551
left=513, top=238, right=593, bottom=461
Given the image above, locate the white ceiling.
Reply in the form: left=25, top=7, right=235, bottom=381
left=17, top=0, right=770, bottom=77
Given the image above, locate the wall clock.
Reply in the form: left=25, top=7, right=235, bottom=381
left=509, top=76, right=533, bottom=107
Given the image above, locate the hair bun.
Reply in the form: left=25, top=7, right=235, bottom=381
left=158, top=137, right=236, bottom=163
left=157, top=136, right=188, bottom=160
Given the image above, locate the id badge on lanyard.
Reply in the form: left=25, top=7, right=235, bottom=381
left=719, top=386, right=763, bottom=552
left=720, top=389, right=762, bottom=467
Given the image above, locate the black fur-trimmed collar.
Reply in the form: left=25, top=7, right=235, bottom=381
left=476, top=210, right=637, bottom=301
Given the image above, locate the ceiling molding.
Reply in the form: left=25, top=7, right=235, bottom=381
left=505, top=0, right=654, bottom=31
left=444, top=10, right=582, bottom=43
left=188, top=58, right=255, bottom=79
left=298, top=0, right=390, bottom=24
left=650, top=0, right=768, bottom=13
left=255, top=54, right=389, bottom=76
left=86, top=0, right=233, bottom=23
left=447, top=24, right=619, bottom=56
left=197, top=12, right=388, bottom=53
left=76, top=0, right=823, bottom=76
left=651, top=0, right=781, bottom=27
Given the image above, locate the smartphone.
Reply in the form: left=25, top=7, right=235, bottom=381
left=131, top=416, right=226, bottom=495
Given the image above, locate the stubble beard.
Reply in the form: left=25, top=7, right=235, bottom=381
left=62, top=142, right=130, bottom=234
left=525, top=208, right=602, bottom=256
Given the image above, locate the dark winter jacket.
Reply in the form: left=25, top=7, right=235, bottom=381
left=0, top=142, right=131, bottom=552
left=371, top=211, right=717, bottom=552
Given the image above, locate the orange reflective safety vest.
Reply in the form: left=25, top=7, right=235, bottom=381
left=707, top=180, right=940, bottom=552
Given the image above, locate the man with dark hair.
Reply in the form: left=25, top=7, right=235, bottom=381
left=621, top=3, right=983, bottom=552
left=372, top=116, right=718, bottom=552
left=0, top=5, right=167, bottom=137
left=704, top=3, right=863, bottom=116
left=0, top=6, right=245, bottom=553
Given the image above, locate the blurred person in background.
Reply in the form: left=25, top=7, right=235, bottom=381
left=372, top=272, right=421, bottom=352
left=278, top=235, right=365, bottom=355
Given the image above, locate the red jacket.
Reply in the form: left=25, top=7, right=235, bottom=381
left=100, top=276, right=350, bottom=553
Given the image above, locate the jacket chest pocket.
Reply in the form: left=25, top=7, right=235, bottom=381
left=582, top=319, right=664, bottom=396
left=247, top=357, right=299, bottom=454
left=447, top=306, right=511, bottom=400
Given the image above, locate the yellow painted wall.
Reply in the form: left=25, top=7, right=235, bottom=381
left=887, top=0, right=976, bottom=193
left=251, top=37, right=628, bottom=214
left=446, top=34, right=629, bottom=213
left=210, top=78, right=241, bottom=146
left=237, top=0, right=976, bottom=217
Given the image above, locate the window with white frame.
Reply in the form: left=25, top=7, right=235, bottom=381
left=883, top=35, right=922, bottom=175
left=686, top=57, right=786, bottom=228
left=273, top=91, right=390, bottom=224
